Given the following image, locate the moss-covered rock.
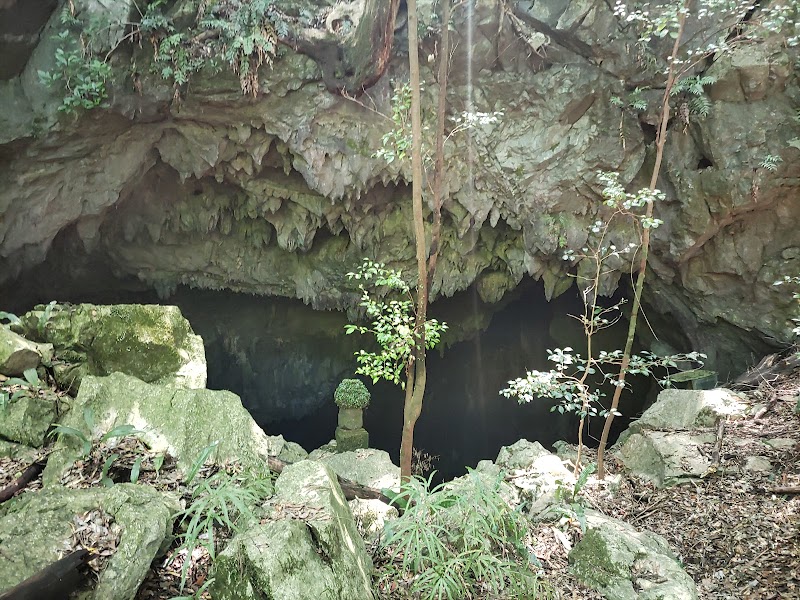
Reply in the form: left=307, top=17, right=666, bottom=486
left=569, top=510, right=698, bottom=600
left=16, top=303, right=206, bottom=391
left=334, top=426, right=369, bottom=452
left=211, top=460, right=373, bottom=600
left=0, top=484, right=178, bottom=600
left=42, top=372, right=306, bottom=484
left=0, top=388, right=59, bottom=447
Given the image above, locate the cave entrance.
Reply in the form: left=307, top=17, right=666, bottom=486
left=7, top=266, right=654, bottom=481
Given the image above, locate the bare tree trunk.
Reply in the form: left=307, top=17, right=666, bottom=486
left=596, top=4, right=689, bottom=479
left=427, top=0, right=451, bottom=287
left=399, top=0, right=428, bottom=482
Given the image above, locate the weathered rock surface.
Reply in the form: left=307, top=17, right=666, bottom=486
left=616, top=430, right=717, bottom=488
left=628, top=388, right=748, bottom=433
left=311, top=447, right=401, bottom=490
left=15, top=304, right=206, bottom=391
left=0, top=326, right=51, bottom=376
left=0, top=484, right=178, bottom=600
left=495, top=438, right=553, bottom=471
left=43, top=372, right=306, bottom=484
left=0, top=0, right=797, bottom=378
left=0, top=387, right=59, bottom=447
left=211, top=460, right=374, bottom=600
left=569, top=510, right=699, bottom=600
left=616, top=388, right=750, bottom=487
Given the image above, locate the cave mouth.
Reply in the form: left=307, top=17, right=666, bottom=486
left=6, top=251, right=659, bottom=480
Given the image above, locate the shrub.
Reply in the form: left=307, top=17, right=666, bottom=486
left=376, top=471, right=551, bottom=599
left=334, top=378, right=371, bottom=409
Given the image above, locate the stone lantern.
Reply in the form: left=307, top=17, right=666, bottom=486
left=334, top=378, right=370, bottom=451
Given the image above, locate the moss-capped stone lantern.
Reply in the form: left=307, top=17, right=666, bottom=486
left=334, top=379, right=370, bottom=452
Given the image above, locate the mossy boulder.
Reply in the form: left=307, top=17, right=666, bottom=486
left=569, top=511, right=698, bottom=600
left=211, top=460, right=374, bottom=600
left=15, top=303, right=206, bottom=391
left=0, top=484, right=178, bottom=600
left=0, top=388, right=60, bottom=447
left=43, top=373, right=307, bottom=485
left=334, top=426, right=369, bottom=452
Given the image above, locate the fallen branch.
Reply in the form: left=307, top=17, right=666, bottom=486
left=0, top=459, right=45, bottom=504
left=710, top=419, right=725, bottom=468
left=734, top=353, right=800, bottom=388
left=768, top=486, right=800, bottom=495
left=752, top=397, right=778, bottom=421
left=0, top=549, right=90, bottom=600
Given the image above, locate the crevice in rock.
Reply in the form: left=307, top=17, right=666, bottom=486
left=696, top=156, right=714, bottom=170
left=639, top=120, right=657, bottom=144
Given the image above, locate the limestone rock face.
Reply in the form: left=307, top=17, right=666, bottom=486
left=616, top=430, right=717, bottom=488
left=15, top=304, right=206, bottom=391
left=0, top=484, right=178, bottom=600
left=0, top=0, right=798, bottom=377
left=211, top=460, right=374, bottom=600
left=569, top=510, right=699, bottom=600
left=43, top=372, right=306, bottom=484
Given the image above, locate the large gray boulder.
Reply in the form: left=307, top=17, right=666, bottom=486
left=627, top=388, right=748, bottom=434
left=616, top=430, right=716, bottom=488
left=495, top=438, right=552, bottom=471
left=15, top=303, right=206, bottom=391
left=616, top=388, right=747, bottom=487
left=311, top=447, right=400, bottom=490
left=0, top=484, right=178, bottom=600
left=569, top=511, right=699, bottom=600
left=211, top=460, right=374, bottom=600
left=43, top=372, right=306, bottom=484
left=0, top=326, right=51, bottom=376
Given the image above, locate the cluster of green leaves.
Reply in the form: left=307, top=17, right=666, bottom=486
left=344, top=259, right=447, bottom=387
left=334, top=378, right=371, bottom=409
left=0, top=368, right=43, bottom=411
left=671, top=74, right=716, bottom=118
left=502, top=346, right=706, bottom=417
left=49, top=407, right=142, bottom=460
left=610, top=87, right=648, bottom=112
left=141, top=0, right=284, bottom=96
left=170, top=442, right=273, bottom=590
left=538, top=463, right=596, bottom=534
left=37, top=9, right=112, bottom=114
left=759, top=154, right=784, bottom=172
left=375, top=83, right=414, bottom=164
left=378, top=471, right=550, bottom=600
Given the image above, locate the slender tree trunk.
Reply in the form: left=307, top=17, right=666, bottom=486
left=427, top=0, right=450, bottom=287
left=596, top=5, right=689, bottom=479
left=399, top=0, right=428, bottom=482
